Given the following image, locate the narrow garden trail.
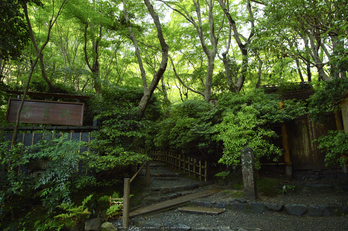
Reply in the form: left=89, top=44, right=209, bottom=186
left=109, top=162, right=348, bottom=231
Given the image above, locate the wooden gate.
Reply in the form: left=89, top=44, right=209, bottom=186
left=288, top=114, right=337, bottom=171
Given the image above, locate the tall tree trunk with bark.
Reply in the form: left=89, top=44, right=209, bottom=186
left=218, top=0, right=255, bottom=92
left=138, top=0, right=169, bottom=118
left=123, top=0, right=169, bottom=119
left=12, top=0, right=66, bottom=146
left=24, top=4, right=59, bottom=92
left=160, top=0, right=223, bottom=102
left=83, top=25, right=102, bottom=95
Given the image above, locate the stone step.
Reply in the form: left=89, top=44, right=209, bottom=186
left=129, top=189, right=221, bottom=218
left=178, top=206, right=226, bottom=215
left=143, top=192, right=186, bottom=204
left=149, top=162, right=167, bottom=168
left=154, top=177, right=180, bottom=181
left=150, top=182, right=205, bottom=194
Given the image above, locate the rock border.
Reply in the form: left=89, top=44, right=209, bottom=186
left=190, top=199, right=348, bottom=217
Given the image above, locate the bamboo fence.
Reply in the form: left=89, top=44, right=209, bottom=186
left=148, top=151, right=208, bottom=181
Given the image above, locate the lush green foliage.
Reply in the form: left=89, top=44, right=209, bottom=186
left=308, top=78, right=348, bottom=122
left=314, top=130, right=348, bottom=168
left=87, top=86, right=160, bottom=171
left=0, top=133, right=98, bottom=230
left=0, top=0, right=42, bottom=61
left=215, top=89, right=306, bottom=168
left=215, top=105, right=281, bottom=169
left=54, top=194, right=92, bottom=228
left=154, top=100, right=221, bottom=161
left=0, top=133, right=88, bottom=214
left=154, top=89, right=307, bottom=166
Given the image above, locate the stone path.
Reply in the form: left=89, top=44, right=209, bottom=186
left=129, top=189, right=220, bottom=217
left=110, top=161, right=348, bottom=231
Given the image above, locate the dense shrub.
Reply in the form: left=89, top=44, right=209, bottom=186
left=87, top=86, right=161, bottom=173
left=308, top=78, right=348, bottom=123
left=314, top=130, right=348, bottom=168
left=308, top=79, right=348, bottom=169
left=153, top=89, right=307, bottom=167
left=215, top=89, right=306, bottom=168
left=154, top=100, right=221, bottom=161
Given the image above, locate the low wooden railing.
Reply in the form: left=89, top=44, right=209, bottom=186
left=122, top=161, right=150, bottom=228
left=148, top=151, right=208, bottom=181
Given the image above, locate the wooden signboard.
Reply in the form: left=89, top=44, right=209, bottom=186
left=6, top=99, right=84, bottom=126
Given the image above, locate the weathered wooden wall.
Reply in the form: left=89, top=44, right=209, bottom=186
left=341, top=99, right=348, bottom=133
left=288, top=114, right=337, bottom=171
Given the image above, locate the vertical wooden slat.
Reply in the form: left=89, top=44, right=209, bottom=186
left=123, top=178, right=130, bottom=228
left=146, top=162, right=150, bottom=187
left=204, top=161, right=207, bottom=181
left=199, top=160, right=202, bottom=180
left=18, top=134, right=25, bottom=175
left=193, top=159, right=196, bottom=179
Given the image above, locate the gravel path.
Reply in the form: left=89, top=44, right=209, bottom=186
left=122, top=208, right=348, bottom=231
left=113, top=163, right=348, bottom=230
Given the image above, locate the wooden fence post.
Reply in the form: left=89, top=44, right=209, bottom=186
left=199, top=160, right=202, bottom=181
left=193, top=159, right=196, bottom=179
left=146, top=162, right=150, bottom=187
left=123, top=178, right=130, bottom=228
left=204, top=161, right=207, bottom=181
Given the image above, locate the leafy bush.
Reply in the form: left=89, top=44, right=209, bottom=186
left=215, top=104, right=281, bottom=169
left=0, top=132, right=92, bottom=229
left=215, top=89, right=306, bottom=168
left=308, top=78, right=348, bottom=122
left=87, top=86, right=157, bottom=173
left=154, top=100, right=221, bottom=161
left=217, top=89, right=307, bottom=127
left=153, top=89, right=306, bottom=166
left=314, top=130, right=348, bottom=168
left=53, top=194, right=93, bottom=230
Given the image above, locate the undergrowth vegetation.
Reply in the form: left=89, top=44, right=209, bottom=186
left=1, top=82, right=347, bottom=229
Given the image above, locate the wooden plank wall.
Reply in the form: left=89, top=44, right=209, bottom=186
left=288, top=114, right=337, bottom=171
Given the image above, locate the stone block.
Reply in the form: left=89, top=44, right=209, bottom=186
left=323, top=206, right=335, bottom=216
left=308, top=205, right=324, bottom=217
left=241, top=147, right=258, bottom=200
left=215, top=201, right=229, bottom=209
left=230, top=198, right=247, bottom=203
left=85, top=217, right=102, bottom=231
left=284, top=204, right=307, bottom=216
left=192, top=201, right=212, bottom=207
left=249, top=202, right=266, bottom=214
left=264, top=203, right=283, bottom=212
left=101, top=222, right=117, bottom=231
left=230, top=203, right=248, bottom=211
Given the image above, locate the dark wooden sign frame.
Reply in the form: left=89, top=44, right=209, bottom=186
left=6, top=99, right=84, bottom=126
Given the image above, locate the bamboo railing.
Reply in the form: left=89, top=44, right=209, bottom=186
left=148, top=151, right=208, bottom=181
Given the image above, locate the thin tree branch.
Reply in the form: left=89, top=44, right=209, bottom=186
left=169, top=56, right=204, bottom=97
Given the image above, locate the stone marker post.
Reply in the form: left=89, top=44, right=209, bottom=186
left=241, top=147, right=258, bottom=200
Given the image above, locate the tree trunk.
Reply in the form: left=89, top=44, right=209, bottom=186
left=205, top=55, right=215, bottom=102
left=295, top=58, right=304, bottom=82
left=138, top=0, right=169, bottom=119
left=218, top=0, right=253, bottom=92
left=24, top=4, right=58, bottom=92
left=83, top=25, right=102, bottom=95
left=123, top=0, right=148, bottom=91
left=12, top=0, right=66, bottom=145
